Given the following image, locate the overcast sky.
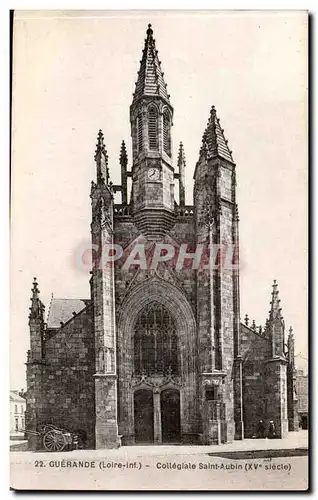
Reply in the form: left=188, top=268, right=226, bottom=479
left=11, top=10, right=307, bottom=389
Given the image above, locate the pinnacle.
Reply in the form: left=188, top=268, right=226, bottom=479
left=269, top=279, right=283, bottom=320
left=32, top=277, right=39, bottom=297
left=120, top=140, right=128, bottom=167
left=198, top=107, right=234, bottom=164
left=177, top=142, right=186, bottom=166
left=132, top=24, right=170, bottom=105
left=146, top=23, right=153, bottom=37
left=29, top=277, right=44, bottom=321
left=94, top=129, right=107, bottom=161
left=94, top=129, right=109, bottom=185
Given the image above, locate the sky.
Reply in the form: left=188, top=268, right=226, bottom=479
left=11, top=10, right=307, bottom=389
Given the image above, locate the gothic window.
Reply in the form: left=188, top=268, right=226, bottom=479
left=137, top=114, right=143, bottom=152
left=148, top=107, right=158, bottom=150
left=134, top=301, right=178, bottom=376
left=163, top=110, right=171, bottom=156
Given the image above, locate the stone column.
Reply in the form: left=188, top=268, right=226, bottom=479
left=265, top=358, right=289, bottom=438
left=233, top=356, right=244, bottom=439
left=153, top=390, right=162, bottom=444
left=94, top=374, right=121, bottom=448
left=203, top=400, right=221, bottom=445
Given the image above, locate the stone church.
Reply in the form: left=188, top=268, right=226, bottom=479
left=26, top=24, right=298, bottom=450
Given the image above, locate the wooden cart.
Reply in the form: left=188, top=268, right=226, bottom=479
left=25, top=424, right=78, bottom=452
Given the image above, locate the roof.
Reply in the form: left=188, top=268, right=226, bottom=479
left=240, top=322, right=268, bottom=341
left=10, top=391, right=26, bottom=403
left=46, top=298, right=89, bottom=328
left=132, top=24, right=170, bottom=105
left=202, top=106, right=234, bottom=164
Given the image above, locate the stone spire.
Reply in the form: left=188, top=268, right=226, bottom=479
left=28, top=277, right=45, bottom=361
left=119, top=140, right=128, bottom=168
left=287, top=326, right=295, bottom=366
left=29, top=277, right=44, bottom=322
left=201, top=106, right=234, bottom=164
left=94, top=129, right=109, bottom=185
left=267, top=279, right=285, bottom=357
left=120, top=140, right=128, bottom=205
left=269, top=279, right=283, bottom=321
left=177, top=142, right=186, bottom=206
left=132, top=24, right=170, bottom=104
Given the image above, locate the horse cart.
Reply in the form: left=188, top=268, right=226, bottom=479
left=25, top=424, right=79, bottom=452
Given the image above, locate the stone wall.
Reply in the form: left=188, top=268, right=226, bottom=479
left=264, top=359, right=288, bottom=438
left=27, top=307, right=95, bottom=449
left=296, top=373, right=308, bottom=413
left=240, top=324, right=271, bottom=437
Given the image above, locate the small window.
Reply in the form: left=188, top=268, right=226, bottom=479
left=148, top=107, right=158, bottom=150
left=206, top=387, right=217, bottom=401
left=21, top=418, right=25, bottom=430
left=15, top=418, right=19, bottom=431
left=137, top=115, right=143, bottom=152
left=15, top=405, right=17, bottom=414
left=20, top=405, right=23, bottom=414
left=163, top=111, right=171, bottom=156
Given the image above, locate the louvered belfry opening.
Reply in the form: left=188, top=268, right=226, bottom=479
left=163, top=111, right=171, bottom=156
left=134, top=301, right=178, bottom=376
left=137, top=114, right=143, bottom=152
left=148, top=107, right=158, bottom=150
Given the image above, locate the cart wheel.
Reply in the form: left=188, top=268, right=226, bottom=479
left=43, top=430, right=66, bottom=452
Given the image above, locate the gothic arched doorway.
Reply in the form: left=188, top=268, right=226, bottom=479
left=134, top=389, right=154, bottom=443
left=161, top=389, right=181, bottom=443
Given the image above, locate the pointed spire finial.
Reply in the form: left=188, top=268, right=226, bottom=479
left=146, top=23, right=153, bottom=37
left=120, top=140, right=128, bottom=168
left=177, top=141, right=186, bottom=167
left=178, top=141, right=186, bottom=206
left=289, top=326, right=293, bottom=337
left=32, top=277, right=39, bottom=298
left=94, top=129, right=109, bottom=185
left=269, top=279, right=283, bottom=320
left=29, top=277, right=44, bottom=321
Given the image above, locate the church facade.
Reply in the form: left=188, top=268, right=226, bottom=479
left=26, top=25, right=298, bottom=450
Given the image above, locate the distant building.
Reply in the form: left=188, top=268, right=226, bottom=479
left=10, top=391, right=26, bottom=434
left=295, top=368, right=308, bottom=429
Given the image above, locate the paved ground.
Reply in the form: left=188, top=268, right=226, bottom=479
left=10, top=430, right=308, bottom=456
left=10, top=431, right=308, bottom=490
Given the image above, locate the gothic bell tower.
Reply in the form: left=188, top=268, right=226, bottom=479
left=130, top=24, right=175, bottom=237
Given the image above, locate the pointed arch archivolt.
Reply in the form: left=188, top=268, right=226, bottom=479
left=117, top=275, right=196, bottom=377
left=116, top=275, right=198, bottom=438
